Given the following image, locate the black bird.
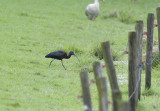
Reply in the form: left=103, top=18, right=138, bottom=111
left=45, top=50, right=80, bottom=70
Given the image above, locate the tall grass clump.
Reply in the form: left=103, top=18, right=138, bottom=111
left=103, top=10, right=119, bottom=19
left=118, top=10, right=137, bottom=24
left=91, top=42, right=121, bottom=61
left=91, top=43, right=103, bottom=60
left=142, top=88, right=156, bottom=96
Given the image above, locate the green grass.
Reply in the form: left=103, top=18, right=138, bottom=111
left=0, top=0, right=160, bottom=110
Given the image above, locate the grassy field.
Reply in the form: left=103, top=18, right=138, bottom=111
left=0, top=0, right=160, bottom=111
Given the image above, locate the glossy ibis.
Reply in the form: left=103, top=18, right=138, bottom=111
left=45, top=50, right=80, bottom=70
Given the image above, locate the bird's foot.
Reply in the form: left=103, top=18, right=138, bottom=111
left=92, top=18, right=96, bottom=21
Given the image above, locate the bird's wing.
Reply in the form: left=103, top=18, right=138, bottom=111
left=53, top=50, right=65, bottom=56
left=45, top=50, right=63, bottom=58
left=85, top=4, right=93, bottom=16
left=85, top=4, right=100, bottom=20
left=85, top=4, right=92, bottom=16
left=85, top=8, right=89, bottom=16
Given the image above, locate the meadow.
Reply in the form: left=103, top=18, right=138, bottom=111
left=0, top=0, right=160, bottom=111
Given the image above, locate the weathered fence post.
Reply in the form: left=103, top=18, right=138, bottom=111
left=97, top=77, right=109, bottom=111
left=145, top=13, right=154, bottom=89
left=93, top=61, right=103, bottom=80
left=93, top=62, right=108, bottom=111
left=80, top=70, right=92, bottom=111
left=156, top=7, right=160, bottom=60
left=101, top=41, right=122, bottom=111
left=135, top=20, right=143, bottom=100
left=128, top=31, right=138, bottom=111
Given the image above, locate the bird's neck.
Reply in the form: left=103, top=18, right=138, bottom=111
left=66, top=54, right=72, bottom=59
left=94, top=0, right=99, bottom=4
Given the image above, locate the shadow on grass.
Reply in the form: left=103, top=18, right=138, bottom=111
left=8, top=102, right=20, bottom=108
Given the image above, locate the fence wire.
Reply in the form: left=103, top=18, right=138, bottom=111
left=113, top=43, right=159, bottom=100
left=129, top=48, right=159, bottom=100
left=146, top=47, right=159, bottom=66
left=129, top=64, right=143, bottom=100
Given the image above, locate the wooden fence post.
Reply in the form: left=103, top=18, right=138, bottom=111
left=128, top=31, right=138, bottom=111
left=145, top=13, right=154, bottom=89
left=135, top=20, right=143, bottom=100
left=80, top=70, right=92, bottom=111
left=93, top=61, right=103, bottom=80
left=156, top=7, right=160, bottom=60
left=97, top=77, right=109, bottom=111
left=93, top=62, right=108, bottom=111
left=101, top=41, right=122, bottom=111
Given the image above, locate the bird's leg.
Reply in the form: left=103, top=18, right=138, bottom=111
left=61, top=60, right=66, bottom=70
left=49, top=59, right=55, bottom=67
left=92, top=17, right=96, bottom=21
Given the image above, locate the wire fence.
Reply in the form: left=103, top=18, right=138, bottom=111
left=129, top=64, right=142, bottom=100
left=113, top=40, right=159, bottom=101
left=79, top=8, right=160, bottom=111
left=78, top=45, right=159, bottom=111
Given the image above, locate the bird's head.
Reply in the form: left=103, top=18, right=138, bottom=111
left=69, top=51, right=80, bottom=62
left=45, top=53, right=50, bottom=58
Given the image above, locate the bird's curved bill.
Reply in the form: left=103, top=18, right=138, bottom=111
left=74, top=54, right=80, bottom=62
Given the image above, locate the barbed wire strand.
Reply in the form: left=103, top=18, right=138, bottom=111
left=146, top=48, right=159, bottom=65
left=129, top=47, right=159, bottom=100
left=106, top=40, right=159, bottom=100
left=129, top=64, right=143, bottom=100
